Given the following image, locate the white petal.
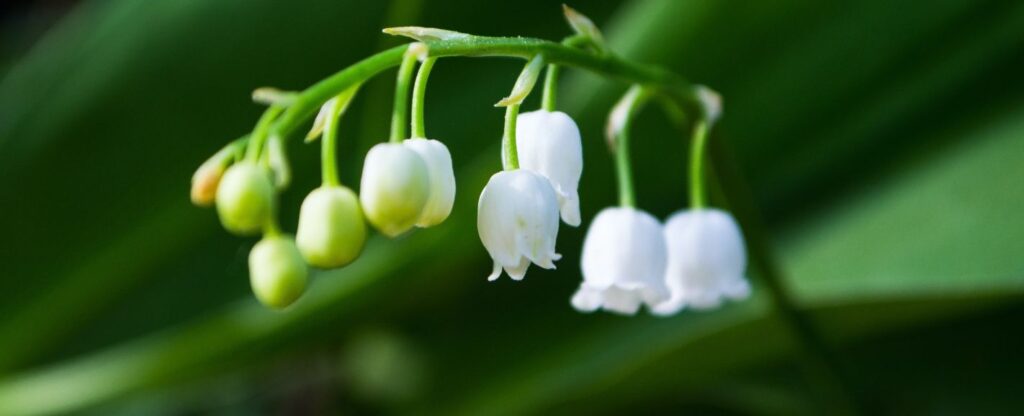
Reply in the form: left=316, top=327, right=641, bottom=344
left=505, top=257, right=531, bottom=281
left=404, top=138, right=456, bottom=227
left=516, top=110, right=583, bottom=226
left=570, top=285, right=603, bottom=312
left=487, top=261, right=502, bottom=282
left=574, top=207, right=669, bottom=314
left=656, top=208, right=750, bottom=315
left=359, top=143, right=430, bottom=237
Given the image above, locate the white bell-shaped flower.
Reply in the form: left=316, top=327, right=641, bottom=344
left=403, top=138, right=456, bottom=227
left=571, top=207, right=670, bottom=315
left=359, top=143, right=430, bottom=237
left=516, top=110, right=583, bottom=226
left=478, top=169, right=562, bottom=281
left=653, top=209, right=751, bottom=316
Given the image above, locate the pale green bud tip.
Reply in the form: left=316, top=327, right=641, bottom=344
left=215, top=162, right=275, bottom=236
left=249, top=235, right=308, bottom=309
left=191, top=162, right=224, bottom=207
left=297, top=186, right=367, bottom=269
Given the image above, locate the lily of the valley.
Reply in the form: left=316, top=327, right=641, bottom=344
left=653, top=208, right=751, bottom=316
left=478, top=169, right=562, bottom=281
left=516, top=110, right=583, bottom=226
left=359, top=143, right=431, bottom=236
left=296, top=186, right=367, bottom=269
left=404, top=138, right=456, bottom=227
left=572, top=207, right=670, bottom=315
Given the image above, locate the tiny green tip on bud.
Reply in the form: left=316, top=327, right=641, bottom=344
left=216, top=162, right=275, bottom=236
left=382, top=26, right=470, bottom=42
left=249, top=235, right=308, bottom=309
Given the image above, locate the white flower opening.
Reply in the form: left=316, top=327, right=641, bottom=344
left=478, top=170, right=562, bottom=281
left=653, top=208, right=751, bottom=316
left=516, top=110, right=584, bottom=227
left=572, top=207, right=670, bottom=315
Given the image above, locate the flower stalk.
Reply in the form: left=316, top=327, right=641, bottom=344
left=389, top=45, right=422, bottom=142
left=411, top=56, right=437, bottom=138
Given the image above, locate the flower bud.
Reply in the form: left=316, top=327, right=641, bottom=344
left=403, top=138, right=456, bottom=227
left=249, top=235, right=308, bottom=309
left=215, top=162, right=275, bottom=235
left=191, top=162, right=224, bottom=207
left=359, top=143, right=430, bottom=237
left=296, top=186, right=367, bottom=268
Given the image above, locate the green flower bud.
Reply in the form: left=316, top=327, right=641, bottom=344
left=359, top=143, right=430, bottom=237
left=249, top=235, right=308, bottom=309
left=216, top=162, right=274, bottom=235
left=296, top=186, right=367, bottom=268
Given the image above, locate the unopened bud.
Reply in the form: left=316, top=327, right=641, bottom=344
left=249, top=235, right=308, bottom=309
left=191, top=162, right=225, bottom=207
left=216, top=162, right=274, bottom=235
left=296, top=186, right=367, bottom=268
left=359, top=143, right=430, bottom=237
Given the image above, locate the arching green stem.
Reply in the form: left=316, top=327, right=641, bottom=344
left=411, top=56, right=437, bottom=138
left=269, top=36, right=695, bottom=145
left=541, top=64, right=560, bottom=111
left=389, top=47, right=420, bottom=142
left=689, top=120, right=708, bottom=209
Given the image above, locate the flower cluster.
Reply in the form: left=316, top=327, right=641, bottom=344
left=189, top=5, right=750, bottom=315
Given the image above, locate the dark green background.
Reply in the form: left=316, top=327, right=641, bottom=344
left=1, top=0, right=1023, bottom=414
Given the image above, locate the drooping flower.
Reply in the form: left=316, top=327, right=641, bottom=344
left=516, top=110, right=583, bottom=226
left=403, top=138, right=456, bottom=227
left=478, top=169, right=562, bottom=281
left=653, top=209, right=751, bottom=316
left=359, top=143, right=430, bottom=237
left=216, top=162, right=274, bottom=236
left=296, top=186, right=367, bottom=268
left=571, top=207, right=670, bottom=315
left=249, top=235, right=308, bottom=309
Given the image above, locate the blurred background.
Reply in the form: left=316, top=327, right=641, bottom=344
left=1, top=0, right=1023, bottom=414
